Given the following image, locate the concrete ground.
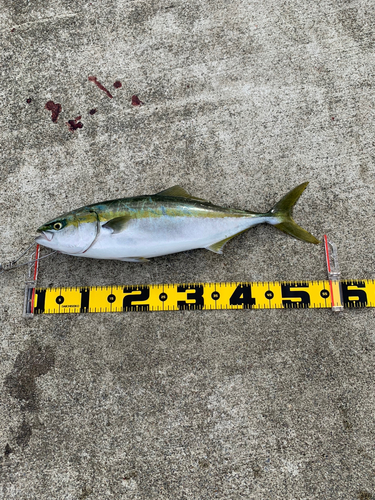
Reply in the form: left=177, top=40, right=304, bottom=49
left=1, top=0, right=374, bottom=498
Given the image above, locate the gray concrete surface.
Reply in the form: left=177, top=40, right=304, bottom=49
left=0, top=0, right=374, bottom=498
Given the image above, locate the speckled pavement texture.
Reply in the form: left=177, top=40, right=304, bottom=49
left=0, top=0, right=374, bottom=498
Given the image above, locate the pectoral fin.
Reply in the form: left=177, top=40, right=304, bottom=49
left=155, top=185, right=207, bottom=202
left=102, top=215, right=132, bottom=234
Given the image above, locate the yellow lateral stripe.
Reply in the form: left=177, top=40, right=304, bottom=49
left=32, top=279, right=375, bottom=314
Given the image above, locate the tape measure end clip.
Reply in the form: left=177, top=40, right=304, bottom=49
left=324, top=235, right=344, bottom=312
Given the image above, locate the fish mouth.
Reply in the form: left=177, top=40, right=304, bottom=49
left=36, top=230, right=54, bottom=242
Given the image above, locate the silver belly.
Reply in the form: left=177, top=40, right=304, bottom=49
left=67, top=215, right=265, bottom=260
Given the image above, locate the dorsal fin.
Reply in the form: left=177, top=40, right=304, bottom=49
left=155, top=185, right=207, bottom=202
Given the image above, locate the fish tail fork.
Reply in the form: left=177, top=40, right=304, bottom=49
left=266, top=182, right=319, bottom=244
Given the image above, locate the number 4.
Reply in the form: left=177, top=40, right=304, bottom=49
left=229, top=284, right=255, bottom=309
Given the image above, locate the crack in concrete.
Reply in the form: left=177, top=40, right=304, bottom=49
left=8, top=12, right=78, bottom=32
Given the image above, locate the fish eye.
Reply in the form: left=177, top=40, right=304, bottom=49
left=53, top=222, right=63, bottom=230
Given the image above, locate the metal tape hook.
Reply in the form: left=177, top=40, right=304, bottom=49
left=324, top=235, right=344, bottom=312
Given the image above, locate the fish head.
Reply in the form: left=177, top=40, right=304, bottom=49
left=35, top=208, right=99, bottom=254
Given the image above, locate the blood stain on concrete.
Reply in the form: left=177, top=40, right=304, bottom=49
left=67, top=116, right=83, bottom=132
left=26, top=98, right=32, bottom=104
left=113, top=80, right=122, bottom=88
left=45, top=101, right=62, bottom=122
left=131, top=95, right=144, bottom=106
left=89, top=108, right=97, bottom=115
left=88, top=76, right=113, bottom=98
left=4, top=343, right=55, bottom=411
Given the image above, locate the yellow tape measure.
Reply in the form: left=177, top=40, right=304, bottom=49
left=31, top=279, right=371, bottom=315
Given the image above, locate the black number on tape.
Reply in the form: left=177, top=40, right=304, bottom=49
left=177, top=285, right=204, bottom=310
left=342, top=281, right=367, bottom=308
left=80, top=288, right=90, bottom=313
left=34, top=289, right=46, bottom=314
left=229, top=284, right=255, bottom=309
left=281, top=283, right=310, bottom=308
left=123, top=286, right=150, bottom=311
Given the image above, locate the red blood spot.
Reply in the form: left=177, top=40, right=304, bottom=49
left=26, top=98, right=32, bottom=104
left=332, top=117, right=335, bottom=120
left=89, top=108, right=97, bottom=115
left=88, top=76, right=113, bottom=98
left=10, top=28, right=15, bottom=32
left=45, top=101, right=62, bottom=122
left=113, top=80, right=122, bottom=88
left=131, top=95, right=144, bottom=106
left=67, top=116, right=83, bottom=132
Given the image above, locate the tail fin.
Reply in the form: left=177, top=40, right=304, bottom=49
left=266, top=182, right=319, bottom=244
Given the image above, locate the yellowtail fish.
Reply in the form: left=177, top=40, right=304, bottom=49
left=35, top=183, right=319, bottom=262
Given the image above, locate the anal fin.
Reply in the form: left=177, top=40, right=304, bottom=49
left=206, top=230, right=247, bottom=254
left=119, top=257, right=150, bottom=263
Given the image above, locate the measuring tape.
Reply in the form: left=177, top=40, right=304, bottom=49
left=29, top=279, right=371, bottom=315
left=21, top=236, right=372, bottom=316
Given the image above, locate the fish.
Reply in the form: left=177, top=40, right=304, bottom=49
left=35, top=182, right=319, bottom=262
